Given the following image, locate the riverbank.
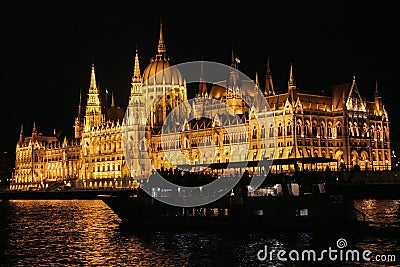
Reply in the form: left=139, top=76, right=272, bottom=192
left=0, top=188, right=137, bottom=200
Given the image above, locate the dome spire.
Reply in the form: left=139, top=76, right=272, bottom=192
left=198, top=59, right=208, bottom=97
left=157, top=19, right=166, bottom=54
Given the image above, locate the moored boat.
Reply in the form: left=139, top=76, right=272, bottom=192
left=99, top=179, right=365, bottom=232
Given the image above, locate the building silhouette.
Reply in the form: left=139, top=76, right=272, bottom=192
left=11, top=22, right=391, bottom=190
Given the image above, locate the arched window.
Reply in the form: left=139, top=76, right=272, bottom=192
left=305, top=121, right=310, bottom=137
left=362, top=123, right=368, bottom=138
left=377, top=125, right=382, bottom=141
left=327, top=122, right=333, bottom=138
left=312, top=121, right=318, bottom=137
left=354, top=122, right=360, bottom=137
left=337, top=122, right=343, bottom=137
left=252, top=126, right=257, bottom=139
left=383, top=126, right=387, bottom=141
left=320, top=122, right=325, bottom=138
left=286, top=122, right=292, bottom=136
left=269, top=124, right=275, bottom=137
left=278, top=123, right=283, bottom=137
left=296, top=121, right=302, bottom=136
left=261, top=126, right=266, bottom=138
left=370, top=125, right=375, bottom=140
left=349, top=122, right=354, bottom=137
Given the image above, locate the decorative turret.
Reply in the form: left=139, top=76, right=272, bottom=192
left=374, top=80, right=383, bottom=116
left=345, top=74, right=366, bottom=112
left=227, top=49, right=241, bottom=96
left=265, top=57, right=275, bottom=96
left=84, top=63, right=103, bottom=130
left=197, top=60, right=208, bottom=97
left=18, top=123, right=24, bottom=146
left=74, top=90, right=83, bottom=138
left=32, top=121, right=37, bottom=141
left=287, top=62, right=297, bottom=103
left=255, top=71, right=260, bottom=89
left=226, top=49, right=243, bottom=114
left=129, top=48, right=142, bottom=102
left=111, top=91, right=115, bottom=108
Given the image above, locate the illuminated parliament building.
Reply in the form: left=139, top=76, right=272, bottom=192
left=11, top=23, right=391, bottom=190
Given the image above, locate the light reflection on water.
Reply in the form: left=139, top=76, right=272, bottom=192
left=0, top=199, right=399, bottom=266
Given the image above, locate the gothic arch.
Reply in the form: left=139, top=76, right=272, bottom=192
left=351, top=150, right=359, bottom=167
left=360, top=150, right=369, bottom=170
left=336, top=121, right=343, bottom=137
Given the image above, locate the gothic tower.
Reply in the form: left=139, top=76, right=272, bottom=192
left=84, top=64, right=103, bottom=131
left=141, top=21, right=187, bottom=128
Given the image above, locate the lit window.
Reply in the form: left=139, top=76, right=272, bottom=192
left=296, top=209, right=308, bottom=217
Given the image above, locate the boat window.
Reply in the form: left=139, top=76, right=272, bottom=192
left=296, top=209, right=308, bottom=217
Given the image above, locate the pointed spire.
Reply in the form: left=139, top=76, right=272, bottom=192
left=288, top=62, right=295, bottom=86
left=132, top=47, right=141, bottom=83
left=32, top=121, right=37, bottom=140
left=266, top=57, right=271, bottom=74
left=77, top=89, right=83, bottom=118
left=287, top=62, right=297, bottom=103
left=374, top=80, right=380, bottom=98
left=200, top=57, right=204, bottom=77
left=255, top=72, right=260, bottom=88
left=157, top=19, right=166, bottom=54
left=130, top=48, right=143, bottom=99
left=111, top=91, right=115, bottom=107
left=230, top=48, right=240, bottom=69
left=84, top=63, right=103, bottom=128
left=198, top=60, right=208, bottom=97
left=346, top=72, right=366, bottom=112
left=19, top=123, right=24, bottom=144
left=90, top=63, right=97, bottom=90
left=231, top=48, right=235, bottom=68
left=265, top=57, right=275, bottom=96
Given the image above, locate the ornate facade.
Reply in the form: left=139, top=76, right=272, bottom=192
left=11, top=23, right=391, bottom=190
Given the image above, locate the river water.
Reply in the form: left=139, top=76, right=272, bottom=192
left=0, top=199, right=399, bottom=266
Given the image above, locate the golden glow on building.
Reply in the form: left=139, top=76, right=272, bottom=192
left=11, top=22, right=391, bottom=190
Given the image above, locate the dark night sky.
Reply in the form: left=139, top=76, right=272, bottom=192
left=1, top=1, right=398, bottom=152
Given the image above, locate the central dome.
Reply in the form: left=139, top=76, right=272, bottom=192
left=141, top=22, right=183, bottom=86
left=142, top=55, right=183, bottom=86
